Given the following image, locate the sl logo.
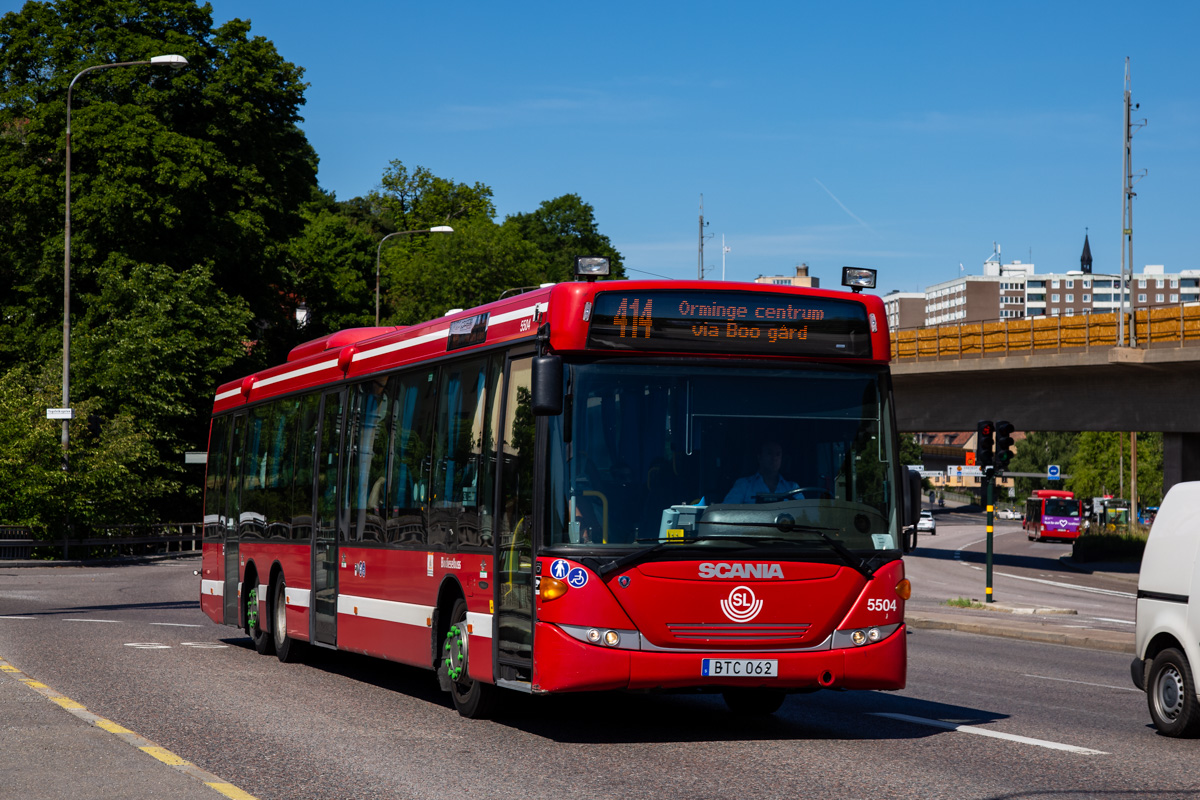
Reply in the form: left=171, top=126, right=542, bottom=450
left=720, top=585, right=763, bottom=623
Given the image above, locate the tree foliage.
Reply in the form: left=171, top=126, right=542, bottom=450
left=0, top=0, right=318, bottom=522
left=0, top=3, right=627, bottom=530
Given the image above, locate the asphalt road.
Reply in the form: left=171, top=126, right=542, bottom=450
left=906, top=504, right=1139, bottom=633
left=1, top=557, right=1196, bottom=800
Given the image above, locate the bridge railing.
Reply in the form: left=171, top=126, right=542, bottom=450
left=892, top=304, right=1200, bottom=360
left=0, top=523, right=201, bottom=561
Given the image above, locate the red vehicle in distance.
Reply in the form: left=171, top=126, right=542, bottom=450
left=1024, top=489, right=1085, bottom=542
left=200, top=260, right=920, bottom=716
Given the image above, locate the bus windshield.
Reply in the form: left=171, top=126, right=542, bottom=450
left=548, top=363, right=900, bottom=552
left=1044, top=499, right=1081, bottom=518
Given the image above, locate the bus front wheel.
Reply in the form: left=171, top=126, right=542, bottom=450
left=440, top=598, right=495, bottom=719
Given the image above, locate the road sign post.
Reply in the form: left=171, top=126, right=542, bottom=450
left=985, top=471, right=995, bottom=603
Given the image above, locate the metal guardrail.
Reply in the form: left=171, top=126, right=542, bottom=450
left=0, top=523, right=201, bottom=560
left=891, top=305, right=1200, bottom=361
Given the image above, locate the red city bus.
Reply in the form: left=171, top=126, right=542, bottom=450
left=200, top=263, right=921, bottom=717
left=1024, top=489, right=1085, bottom=542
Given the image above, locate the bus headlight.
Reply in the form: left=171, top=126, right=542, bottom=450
left=851, top=630, right=867, bottom=646
left=603, top=630, right=621, bottom=647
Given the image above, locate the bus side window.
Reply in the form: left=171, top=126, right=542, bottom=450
left=431, top=357, right=496, bottom=550
left=387, top=370, right=437, bottom=547
left=290, top=393, right=321, bottom=541
left=204, top=416, right=232, bottom=540
left=346, top=377, right=390, bottom=543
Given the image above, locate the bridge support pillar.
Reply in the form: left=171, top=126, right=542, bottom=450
left=1163, top=433, right=1200, bottom=496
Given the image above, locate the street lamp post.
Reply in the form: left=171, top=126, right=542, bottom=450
left=375, top=226, right=454, bottom=325
left=61, top=54, right=188, bottom=474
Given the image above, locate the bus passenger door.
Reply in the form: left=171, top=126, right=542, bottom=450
left=313, top=389, right=345, bottom=647
left=223, top=412, right=246, bottom=626
left=496, top=357, right=535, bottom=674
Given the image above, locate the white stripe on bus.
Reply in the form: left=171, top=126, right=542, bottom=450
left=487, top=303, right=546, bottom=326
left=201, top=580, right=224, bottom=597
left=254, top=358, right=339, bottom=390
left=351, top=329, right=448, bottom=364
left=466, top=612, right=493, bottom=639
left=337, top=594, right=434, bottom=627
left=284, top=587, right=310, bottom=608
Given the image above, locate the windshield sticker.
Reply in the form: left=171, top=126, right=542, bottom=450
left=567, top=567, right=589, bottom=588
left=871, top=534, right=891, bottom=549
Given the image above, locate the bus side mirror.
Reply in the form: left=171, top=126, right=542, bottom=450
left=904, top=469, right=921, bottom=528
left=531, top=355, right=563, bottom=415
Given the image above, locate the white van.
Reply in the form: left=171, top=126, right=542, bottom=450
left=1132, top=481, right=1200, bottom=737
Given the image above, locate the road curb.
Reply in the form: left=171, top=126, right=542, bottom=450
left=907, top=614, right=1135, bottom=655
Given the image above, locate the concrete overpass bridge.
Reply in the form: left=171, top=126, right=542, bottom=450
left=889, top=305, right=1200, bottom=491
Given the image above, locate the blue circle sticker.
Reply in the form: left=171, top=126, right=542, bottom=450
left=566, top=567, right=589, bottom=588
left=550, top=559, right=571, bottom=580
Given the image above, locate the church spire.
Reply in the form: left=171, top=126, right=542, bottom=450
left=1081, top=228, right=1093, bottom=274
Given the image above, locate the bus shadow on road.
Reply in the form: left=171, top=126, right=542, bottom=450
left=488, top=689, right=1007, bottom=743
left=220, top=635, right=1006, bottom=743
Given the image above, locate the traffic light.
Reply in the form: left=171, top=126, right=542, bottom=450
left=995, top=421, right=1015, bottom=469
left=976, top=420, right=995, bottom=469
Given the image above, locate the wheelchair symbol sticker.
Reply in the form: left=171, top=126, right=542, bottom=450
left=566, top=567, right=589, bottom=588
left=550, top=559, right=571, bottom=580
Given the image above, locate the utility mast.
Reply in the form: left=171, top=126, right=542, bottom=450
left=697, top=195, right=710, bottom=280
left=1120, top=57, right=1147, bottom=346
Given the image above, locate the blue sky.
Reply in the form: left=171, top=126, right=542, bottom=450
left=29, top=1, right=1200, bottom=293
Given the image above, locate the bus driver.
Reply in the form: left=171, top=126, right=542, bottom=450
left=723, top=441, right=800, bottom=503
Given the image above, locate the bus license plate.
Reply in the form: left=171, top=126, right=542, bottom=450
left=701, top=658, right=778, bottom=678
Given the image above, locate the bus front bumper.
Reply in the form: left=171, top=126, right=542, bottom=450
left=530, top=620, right=907, bottom=694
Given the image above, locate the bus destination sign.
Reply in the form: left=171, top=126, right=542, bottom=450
left=586, top=290, right=873, bottom=357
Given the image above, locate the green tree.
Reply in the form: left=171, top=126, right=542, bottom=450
left=373, top=159, right=495, bottom=231
left=0, top=0, right=318, bottom=523
left=283, top=194, right=378, bottom=336
left=1069, top=431, right=1163, bottom=509
left=0, top=365, right=167, bottom=536
left=504, top=193, right=626, bottom=282
left=1008, top=431, right=1078, bottom=500
left=384, top=217, right=548, bottom=326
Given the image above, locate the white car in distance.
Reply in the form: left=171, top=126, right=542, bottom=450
left=917, top=511, right=936, bottom=535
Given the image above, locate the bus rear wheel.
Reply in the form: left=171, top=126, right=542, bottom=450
left=246, top=583, right=274, bottom=656
left=722, top=688, right=786, bottom=715
left=440, top=598, right=495, bottom=719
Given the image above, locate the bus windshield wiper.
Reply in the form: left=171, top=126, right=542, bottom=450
left=584, top=537, right=750, bottom=578
left=695, top=520, right=875, bottom=580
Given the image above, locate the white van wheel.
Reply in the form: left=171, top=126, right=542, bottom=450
left=1148, top=648, right=1200, bottom=737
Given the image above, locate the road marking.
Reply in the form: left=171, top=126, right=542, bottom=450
left=0, top=615, right=35, bottom=619
left=993, top=572, right=1136, bottom=599
left=150, top=622, right=203, bottom=628
left=141, top=746, right=192, bottom=766
left=63, top=618, right=123, bottom=623
left=0, top=654, right=261, bottom=799
left=1092, top=617, right=1135, bottom=625
left=181, top=642, right=229, bottom=649
left=1023, top=674, right=1140, bottom=692
left=125, top=642, right=171, bottom=649
left=870, top=712, right=1108, bottom=754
